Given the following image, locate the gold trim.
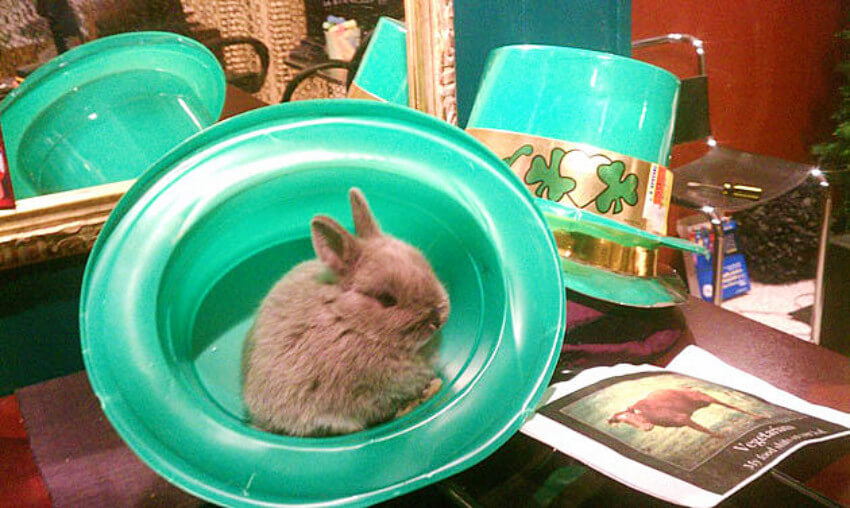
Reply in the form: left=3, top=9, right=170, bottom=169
left=467, top=127, right=673, bottom=235
left=0, top=180, right=131, bottom=270
left=552, top=229, right=658, bottom=277
left=404, top=0, right=457, bottom=125
left=346, top=83, right=384, bottom=101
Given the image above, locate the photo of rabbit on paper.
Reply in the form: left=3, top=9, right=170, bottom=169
left=242, top=188, right=450, bottom=437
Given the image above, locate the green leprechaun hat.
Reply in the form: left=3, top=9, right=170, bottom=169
left=466, top=44, right=708, bottom=307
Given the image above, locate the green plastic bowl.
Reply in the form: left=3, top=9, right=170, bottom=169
left=0, top=31, right=225, bottom=199
left=80, top=100, right=565, bottom=507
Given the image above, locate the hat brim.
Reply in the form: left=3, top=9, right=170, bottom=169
left=535, top=198, right=704, bottom=307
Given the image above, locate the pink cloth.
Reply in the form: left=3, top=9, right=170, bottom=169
left=561, top=292, right=684, bottom=368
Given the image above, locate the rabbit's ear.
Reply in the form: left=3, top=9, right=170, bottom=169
left=350, top=188, right=381, bottom=238
left=311, top=216, right=358, bottom=274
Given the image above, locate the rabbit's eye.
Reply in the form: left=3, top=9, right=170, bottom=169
left=376, top=292, right=398, bottom=307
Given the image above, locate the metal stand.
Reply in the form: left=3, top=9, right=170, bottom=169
left=635, top=34, right=832, bottom=342
left=811, top=171, right=832, bottom=345
left=687, top=170, right=832, bottom=341
left=701, top=206, right=726, bottom=305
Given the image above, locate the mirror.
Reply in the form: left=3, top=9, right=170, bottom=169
left=0, top=0, right=457, bottom=270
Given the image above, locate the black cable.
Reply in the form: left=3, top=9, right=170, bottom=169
left=345, top=29, right=373, bottom=88
left=281, top=60, right=351, bottom=103
left=281, top=29, right=375, bottom=103
left=205, top=36, right=270, bottom=94
left=36, top=0, right=83, bottom=54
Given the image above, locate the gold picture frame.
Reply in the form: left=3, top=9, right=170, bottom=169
left=0, top=180, right=131, bottom=270
left=0, top=0, right=458, bottom=271
left=405, top=0, right=457, bottom=125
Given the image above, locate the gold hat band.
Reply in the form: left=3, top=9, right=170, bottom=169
left=552, top=229, right=658, bottom=277
left=466, top=128, right=673, bottom=236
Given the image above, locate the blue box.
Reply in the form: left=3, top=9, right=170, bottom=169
left=680, top=217, right=751, bottom=302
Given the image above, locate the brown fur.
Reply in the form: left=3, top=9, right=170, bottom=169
left=242, top=188, right=449, bottom=436
left=607, top=388, right=763, bottom=437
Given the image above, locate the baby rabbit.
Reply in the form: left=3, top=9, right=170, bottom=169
left=242, top=188, right=450, bottom=437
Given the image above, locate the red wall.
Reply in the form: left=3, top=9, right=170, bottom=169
left=633, top=1, right=846, bottom=165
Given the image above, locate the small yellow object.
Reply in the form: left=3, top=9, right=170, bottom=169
left=687, top=181, right=763, bottom=201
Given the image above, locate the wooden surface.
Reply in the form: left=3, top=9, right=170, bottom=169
left=447, top=297, right=850, bottom=507
left=3, top=297, right=849, bottom=506
left=671, top=298, right=850, bottom=414
left=221, top=85, right=268, bottom=120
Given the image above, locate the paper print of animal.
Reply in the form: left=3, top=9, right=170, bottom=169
left=607, top=387, right=763, bottom=438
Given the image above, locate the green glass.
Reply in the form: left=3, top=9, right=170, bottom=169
left=80, top=100, right=566, bottom=507
left=0, top=32, right=225, bottom=199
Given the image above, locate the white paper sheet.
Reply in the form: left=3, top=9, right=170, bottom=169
left=520, top=346, right=850, bottom=507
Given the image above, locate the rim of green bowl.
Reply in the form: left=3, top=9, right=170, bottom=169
left=534, top=197, right=704, bottom=307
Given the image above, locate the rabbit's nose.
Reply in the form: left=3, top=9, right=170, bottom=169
left=428, top=308, right=446, bottom=330
left=438, top=302, right=450, bottom=322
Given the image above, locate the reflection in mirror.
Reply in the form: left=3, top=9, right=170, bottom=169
left=0, top=0, right=457, bottom=270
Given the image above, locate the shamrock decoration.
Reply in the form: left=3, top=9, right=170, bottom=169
left=523, top=147, right=577, bottom=201
left=595, top=160, right=639, bottom=214
left=503, top=144, right=533, bottom=167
